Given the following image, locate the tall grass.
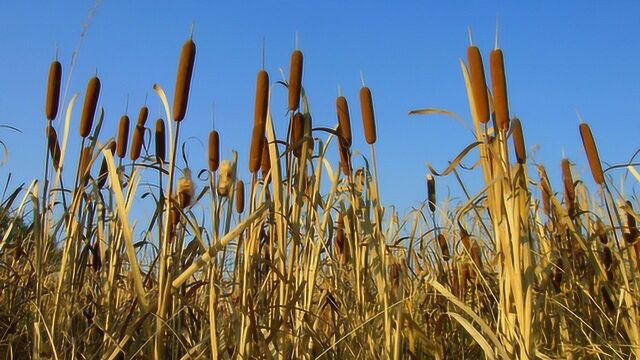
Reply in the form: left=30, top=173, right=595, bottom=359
left=0, top=31, right=638, bottom=360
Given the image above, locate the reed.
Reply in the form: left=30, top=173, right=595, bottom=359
left=130, top=124, right=144, bottom=161
left=579, top=122, right=604, bottom=185
left=336, top=96, right=352, bottom=147
left=235, top=180, right=245, bottom=214
left=79, top=76, right=101, bottom=138
left=208, top=130, right=219, bottom=172
left=359, top=86, right=376, bottom=144
left=511, top=118, right=526, bottom=164
left=45, top=60, right=62, bottom=121
left=288, top=49, right=303, bottom=112
left=116, top=115, right=130, bottom=159
left=249, top=70, right=269, bottom=173
left=173, top=38, right=196, bottom=122
left=489, top=48, right=509, bottom=132
left=155, top=118, right=166, bottom=163
left=467, top=46, right=489, bottom=124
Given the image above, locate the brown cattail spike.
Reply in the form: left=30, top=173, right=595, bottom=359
left=338, top=141, right=351, bottom=176
left=561, top=158, right=575, bottom=216
left=235, top=180, right=245, bottom=214
left=116, top=115, right=130, bottom=159
left=359, top=86, right=376, bottom=144
left=46, top=126, right=61, bottom=170
left=291, top=113, right=304, bottom=158
left=336, top=96, right=352, bottom=147
left=427, top=173, right=436, bottom=213
left=261, top=136, right=271, bottom=179
left=79, top=146, right=92, bottom=185
left=155, top=119, right=166, bottom=163
left=288, top=49, right=303, bottom=111
left=579, top=123, right=604, bottom=185
left=624, top=201, right=638, bottom=244
left=80, top=76, right=101, bottom=138
left=45, top=60, right=62, bottom=121
left=173, top=39, right=196, bottom=122
left=511, top=118, right=526, bottom=164
left=467, top=46, right=489, bottom=124
left=249, top=70, right=269, bottom=173
left=137, top=106, right=149, bottom=126
left=130, top=124, right=144, bottom=161
left=437, top=234, right=450, bottom=261
left=489, top=48, right=509, bottom=132
left=208, top=130, right=220, bottom=172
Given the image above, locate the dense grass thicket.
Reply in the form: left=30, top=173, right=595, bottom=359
left=0, top=34, right=639, bottom=359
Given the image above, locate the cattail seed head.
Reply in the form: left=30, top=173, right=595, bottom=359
left=623, top=200, right=638, bottom=244
left=579, top=122, right=604, bottom=185
left=155, top=118, right=166, bottom=163
left=79, top=146, right=92, bottom=185
left=80, top=76, right=101, bottom=138
left=136, top=106, right=149, bottom=126
left=46, top=126, right=62, bottom=170
left=45, top=60, right=62, bottom=121
left=359, top=86, right=377, bottom=144
left=235, top=180, right=245, bottom=214
left=335, top=215, right=349, bottom=263
left=489, top=48, right=509, bottom=132
left=97, top=140, right=116, bottom=188
left=208, top=130, right=220, bottom=172
left=338, top=141, right=351, bottom=176
left=116, top=115, right=130, bottom=159
left=511, top=118, right=526, bottom=164
left=217, top=160, right=233, bottom=197
left=427, top=173, right=436, bottom=213
left=561, top=158, right=575, bottom=217
left=288, top=49, right=303, bottom=112
left=437, top=234, right=450, bottom=261
left=467, top=46, right=489, bottom=124
left=336, top=96, right=352, bottom=147
left=173, top=39, right=196, bottom=122
left=470, top=240, right=482, bottom=268
left=261, top=136, right=271, bottom=180
left=537, top=166, right=553, bottom=217
left=176, top=168, right=194, bottom=209
left=460, top=225, right=471, bottom=253
left=291, top=113, right=304, bottom=158
left=130, top=124, right=144, bottom=161
left=249, top=70, right=269, bottom=173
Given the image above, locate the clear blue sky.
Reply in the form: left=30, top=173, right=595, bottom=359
left=0, top=1, right=638, bottom=212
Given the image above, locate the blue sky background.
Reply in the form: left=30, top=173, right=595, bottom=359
left=0, top=1, right=638, bottom=212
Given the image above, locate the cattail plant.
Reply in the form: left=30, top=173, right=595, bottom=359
left=45, top=60, right=62, bottom=121
left=208, top=130, right=220, bottom=172
left=235, top=180, right=245, bottom=214
left=579, top=122, right=604, bottom=185
left=338, top=141, right=351, bottom=176
left=116, top=115, right=130, bottom=159
left=176, top=169, right=194, bottom=209
left=291, top=113, right=304, bottom=158
left=288, top=49, right=303, bottom=112
left=261, top=136, right=271, bottom=179
left=79, top=76, right=101, bottom=138
left=359, top=86, right=376, bottom=144
left=437, top=234, right=450, bottom=261
left=489, top=48, right=509, bottom=132
left=511, top=118, right=526, bottom=164
left=173, top=38, right=196, bottom=122
left=249, top=70, right=269, bottom=173
left=46, top=126, right=61, bottom=170
left=467, top=46, right=489, bottom=123
left=622, top=201, right=638, bottom=244
left=155, top=118, right=166, bottom=163
left=561, top=158, right=575, bottom=217
left=336, top=96, right=352, bottom=147
left=130, top=124, right=144, bottom=161
left=79, top=146, right=92, bottom=185
left=427, top=173, right=436, bottom=213
left=137, top=106, right=149, bottom=126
